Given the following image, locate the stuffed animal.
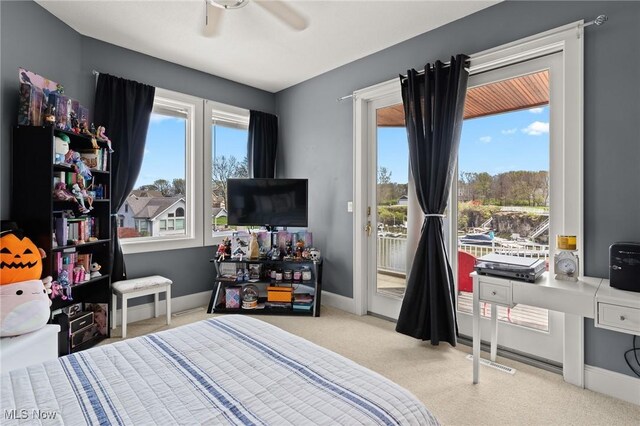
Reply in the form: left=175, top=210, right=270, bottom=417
left=0, top=227, right=52, bottom=337
left=54, top=132, right=70, bottom=164
left=90, top=262, right=102, bottom=278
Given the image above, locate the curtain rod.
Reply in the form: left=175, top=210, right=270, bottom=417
left=337, top=14, right=608, bottom=102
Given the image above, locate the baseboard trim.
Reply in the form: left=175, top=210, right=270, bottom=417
left=584, top=364, right=640, bottom=405
left=112, top=290, right=211, bottom=326
left=321, top=291, right=356, bottom=314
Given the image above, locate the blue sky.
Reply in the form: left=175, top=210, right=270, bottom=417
left=135, top=114, right=247, bottom=187
left=138, top=106, right=549, bottom=188
left=377, top=106, right=549, bottom=184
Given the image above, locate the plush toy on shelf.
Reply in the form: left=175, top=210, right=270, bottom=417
left=54, top=132, right=70, bottom=164
left=90, top=263, right=102, bottom=278
left=0, top=225, right=53, bottom=337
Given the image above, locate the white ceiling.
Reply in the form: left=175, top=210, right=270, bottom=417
left=36, top=0, right=498, bottom=92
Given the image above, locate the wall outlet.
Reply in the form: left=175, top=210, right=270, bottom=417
left=347, top=201, right=353, bottom=212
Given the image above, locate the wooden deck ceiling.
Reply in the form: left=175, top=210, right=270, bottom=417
left=376, top=70, right=550, bottom=127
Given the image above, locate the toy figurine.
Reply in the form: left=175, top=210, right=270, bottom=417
left=69, top=111, right=80, bottom=134
left=248, top=232, right=259, bottom=259
left=270, top=244, right=280, bottom=261
left=90, top=123, right=96, bottom=134
left=65, top=149, right=92, bottom=181
left=90, top=262, right=102, bottom=278
left=73, top=180, right=94, bottom=211
left=54, top=182, right=90, bottom=214
left=73, top=264, right=87, bottom=283
left=57, top=270, right=72, bottom=301
left=296, top=240, right=305, bottom=259
left=224, top=237, right=232, bottom=257
left=216, top=241, right=227, bottom=262
left=96, top=125, right=113, bottom=153
left=43, top=104, right=56, bottom=126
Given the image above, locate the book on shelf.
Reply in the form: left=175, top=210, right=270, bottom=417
left=293, top=293, right=314, bottom=304
left=55, top=216, right=99, bottom=246
left=77, top=148, right=109, bottom=172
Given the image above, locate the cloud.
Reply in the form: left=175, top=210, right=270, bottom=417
left=479, top=136, right=492, bottom=143
left=501, top=128, right=517, bottom=135
left=529, top=107, right=544, bottom=114
left=522, top=121, right=549, bottom=136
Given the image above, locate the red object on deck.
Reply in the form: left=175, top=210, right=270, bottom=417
left=458, top=251, right=476, bottom=293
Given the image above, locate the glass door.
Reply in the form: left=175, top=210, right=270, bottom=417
left=454, top=54, right=564, bottom=363
left=366, top=94, right=415, bottom=319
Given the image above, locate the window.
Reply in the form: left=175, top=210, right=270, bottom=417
left=176, top=207, right=184, bottom=217
left=120, top=88, right=204, bottom=254
left=205, top=100, right=250, bottom=245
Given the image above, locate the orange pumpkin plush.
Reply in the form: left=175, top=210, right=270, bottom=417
left=0, top=231, right=44, bottom=285
left=0, top=228, right=51, bottom=337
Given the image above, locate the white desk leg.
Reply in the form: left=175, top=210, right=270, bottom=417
left=122, top=294, right=128, bottom=339
left=112, top=293, right=117, bottom=330
left=490, top=303, right=498, bottom=362
left=154, top=292, right=160, bottom=318
left=166, top=286, right=171, bottom=326
left=472, top=276, right=481, bottom=384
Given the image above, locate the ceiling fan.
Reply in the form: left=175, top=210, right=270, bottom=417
left=203, top=0, right=309, bottom=37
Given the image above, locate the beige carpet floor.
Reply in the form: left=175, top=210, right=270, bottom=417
left=103, top=306, right=640, bottom=425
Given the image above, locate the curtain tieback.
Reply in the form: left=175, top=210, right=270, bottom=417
left=425, top=213, right=446, bottom=217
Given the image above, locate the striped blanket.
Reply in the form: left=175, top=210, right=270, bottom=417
left=1, top=315, right=437, bottom=425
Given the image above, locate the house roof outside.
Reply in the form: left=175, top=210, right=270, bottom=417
left=126, top=194, right=184, bottom=220
left=212, top=207, right=227, bottom=219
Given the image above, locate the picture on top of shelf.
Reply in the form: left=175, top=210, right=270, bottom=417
left=255, top=231, right=271, bottom=250
left=19, top=68, right=59, bottom=99
left=232, top=231, right=250, bottom=259
left=276, top=231, right=292, bottom=253
left=295, top=230, right=313, bottom=248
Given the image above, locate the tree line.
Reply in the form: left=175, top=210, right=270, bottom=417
left=458, top=170, right=549, bottom=206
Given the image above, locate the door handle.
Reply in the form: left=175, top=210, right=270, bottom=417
left=365, top=221, right=372, bottom=237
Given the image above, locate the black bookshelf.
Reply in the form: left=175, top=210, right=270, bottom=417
left=12, top=125, right=113, bottom=355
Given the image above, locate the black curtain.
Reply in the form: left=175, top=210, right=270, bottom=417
left=395, top=55, right=469, bottom=346
left=94, top=74, right=155, bottom=281
left=248, top=110, right=278, bottom=178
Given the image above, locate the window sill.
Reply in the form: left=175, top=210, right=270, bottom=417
left=121, top=235, right=202, bottom=255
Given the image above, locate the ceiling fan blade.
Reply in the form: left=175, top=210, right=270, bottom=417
left=255, top=0, right=308, bottom=31
left=202, top=2, right=224, bottom=37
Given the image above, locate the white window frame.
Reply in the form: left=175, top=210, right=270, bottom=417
left=121, top=87, right=204, bottom=254
left=203, top=99, right=250, bottom=247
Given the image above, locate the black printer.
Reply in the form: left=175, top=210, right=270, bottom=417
left=610, top=242, right=640, bottom=293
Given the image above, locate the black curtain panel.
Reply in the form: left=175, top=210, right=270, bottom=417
left=395, top=55, right=469, bottom=346
left=94, top=73, right=155, bottom=282
left=248, top=110, right=278, bottom=178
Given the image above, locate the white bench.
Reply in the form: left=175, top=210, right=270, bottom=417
left=112, top=275, right=172, bottom=338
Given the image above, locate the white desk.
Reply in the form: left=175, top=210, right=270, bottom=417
left=471, top=272, right=602, bottom=385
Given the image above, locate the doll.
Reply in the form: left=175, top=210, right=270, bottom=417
left=216, top=241, right=227, bottom=262
left=65, top=150, right=92, bottom=181
left=73, top=180, right=94, bottom=211
left=96, top=126, right=113, bottom=153
left=54, top=182, right=90, bottom=214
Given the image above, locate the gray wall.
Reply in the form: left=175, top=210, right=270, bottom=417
left=275, top=1, right=640, bottom=377
left=2, top=0, right=638, bottom=378
left=1, top=0, right=276, bottom=307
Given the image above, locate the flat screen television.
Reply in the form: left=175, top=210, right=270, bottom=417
left=227, top=178, right=308, bottom=228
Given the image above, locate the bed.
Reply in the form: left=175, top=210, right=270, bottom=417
left=1, top=315, right=437, bottom=425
